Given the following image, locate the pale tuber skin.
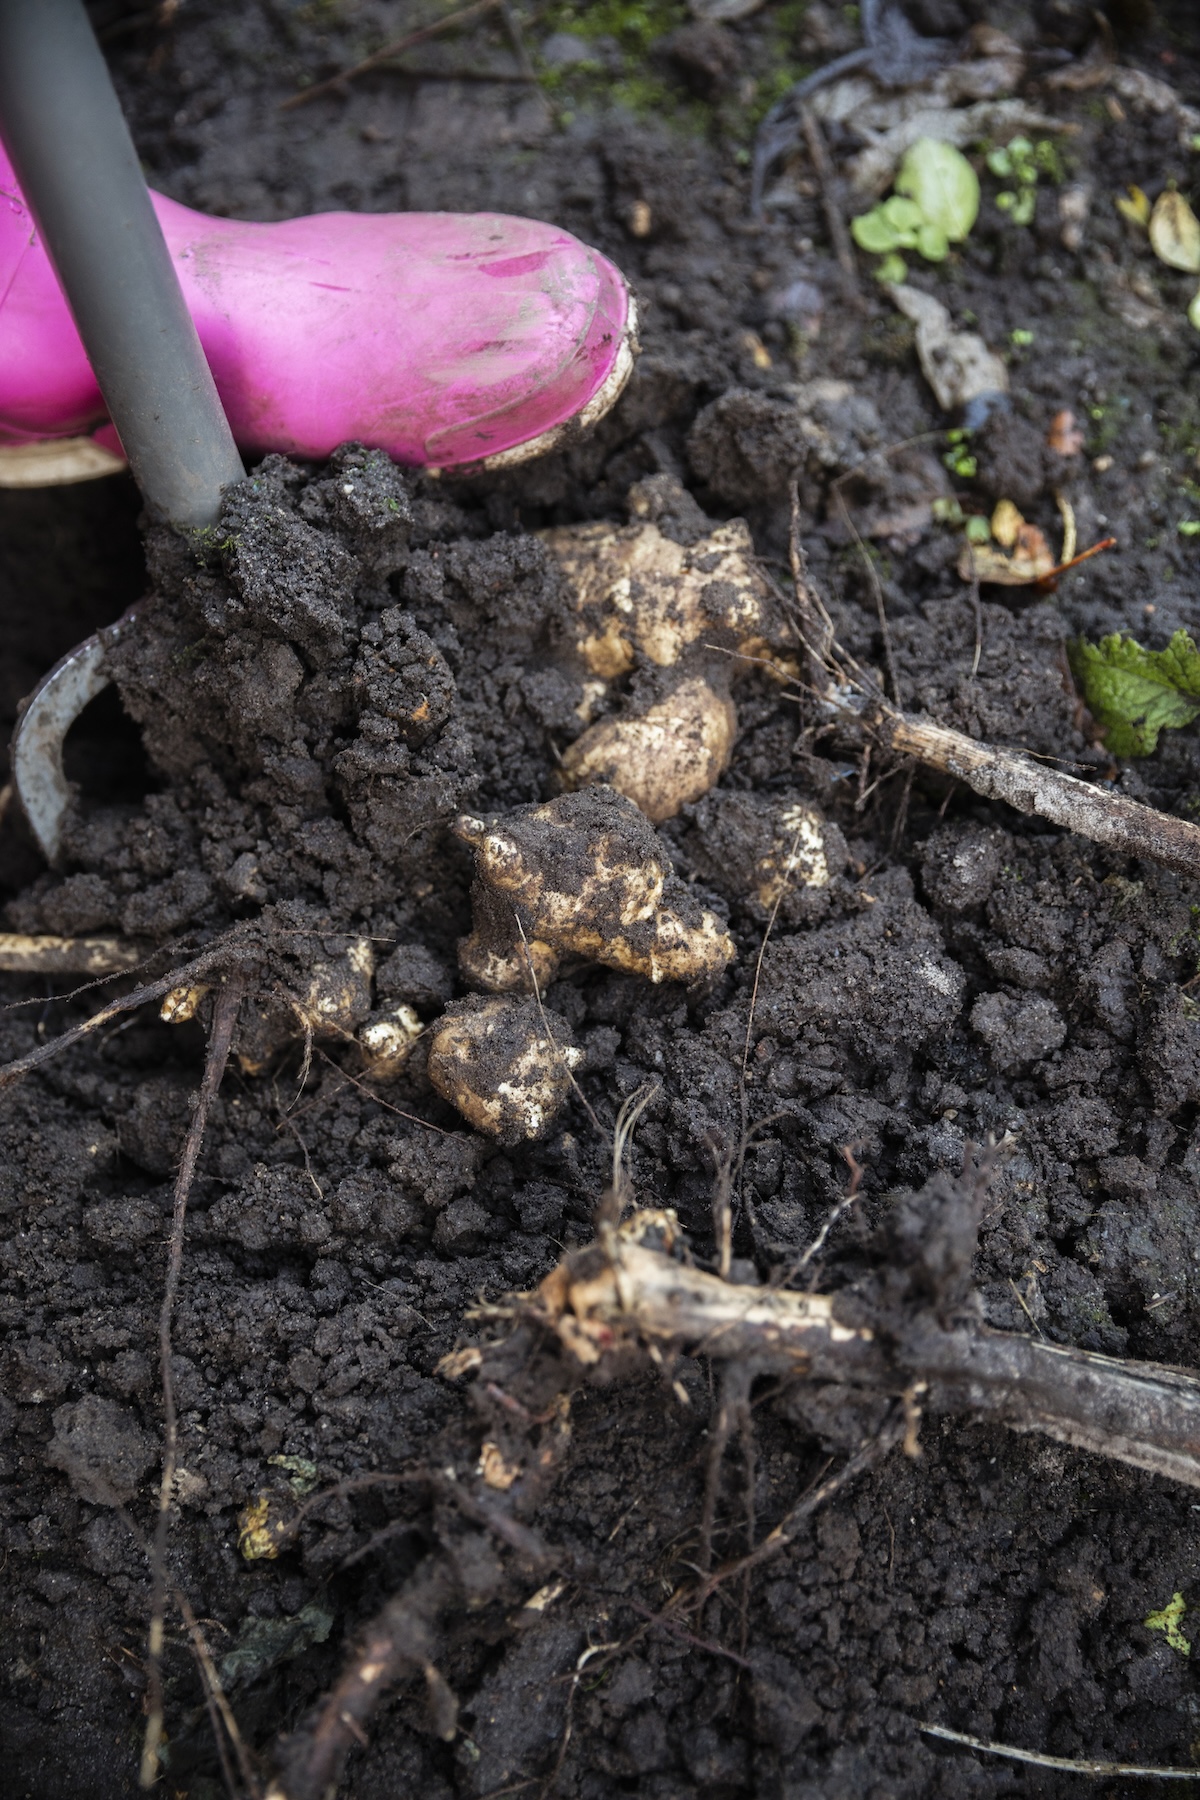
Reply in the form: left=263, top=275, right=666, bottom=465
left=427, top=994, right=583, bottom=1143
left=754, top=801, right=835, bottom=908
left=357, top=1002, right=423, bottom=1077
left=454, top=786, right=735, bottom=992
left=159, top=937, right=379, bottom=1074
left=542, top=510, right=785, bottom=680
left=540, top=481, right=796, bottom=823
left=559, top=672, right=736, bottom=826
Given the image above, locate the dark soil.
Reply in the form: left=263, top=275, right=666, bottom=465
left=4, top=3, right=1200, bottom=1796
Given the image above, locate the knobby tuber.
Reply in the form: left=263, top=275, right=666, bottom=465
left=559, top=671, right=736, bottom=824
left=454, top=786, right=735, bottom=993
left=542, top=479, right=796, bottom=821
left=542, top=504, right=783, bottom=679
left=358, top=1001, right=423, bottom=1076
left=427, top=994, right=583, bottom=1142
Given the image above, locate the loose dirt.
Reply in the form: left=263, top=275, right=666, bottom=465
left=3, top=3, right=1200, bottom=1795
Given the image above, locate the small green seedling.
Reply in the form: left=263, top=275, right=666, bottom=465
left=1069, top=628, right=1200, bottom=756
left=942, top=427, right=977, bottom=481
left=932, top=497, right=991, bottom=540
left=851, top=138, right=979, bottom=272
left=1144, top=1591, right=1191, bottom=1655
left=986, top=136, right=1061, bottom=227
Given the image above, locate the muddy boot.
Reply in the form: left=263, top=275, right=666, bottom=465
left=0, top=140, right=636, bottom=482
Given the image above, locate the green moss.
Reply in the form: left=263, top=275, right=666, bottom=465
left=533, top=0, right=695, bottom=123
left=530, top=0, right=817, bottom=138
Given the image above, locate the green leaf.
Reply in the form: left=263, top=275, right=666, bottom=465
left=916, top=220, right=949, bottom=261
left=1069, top=629, right=1200, bottom=756
left=873, top=251, right=908, bottom=284
left=881, top=194, right=924, bottom=234
left=894, top=138, right=980, bottom=243
left=1010, top=188, right=1037, bottom=227
left=851, top=206, right=904, bottom=253
left=1144, top=1592, right=1191, bottom=1656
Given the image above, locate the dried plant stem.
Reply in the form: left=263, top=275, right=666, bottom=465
left=531, top=1219, right=1200, bottom=1491
left=798, top=105, right=858, bottom=287
left=266, top=1556, right=459, bottom=1800
left=0, top=937, right=245, bottom=1091
left=919, top=1722, right=1200, bottom=1779
left=872, top=703, right=1200, bottom=880
left=141, top=977, right=245, bottom=1789
left=0, top=931, right=147, bottom=974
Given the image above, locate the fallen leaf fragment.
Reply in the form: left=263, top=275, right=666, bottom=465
left=1144, top=1591, right=1191, bottom=1656
left=1047, top=409, right=1085, bottom=456
left=959, top=521, right=1056, bottom=586
left=1115, top=183, right=1151, bottom=228
left=887, top=283, right=1008, bottom=413
left=1148, top=189, right=1200, bottom=273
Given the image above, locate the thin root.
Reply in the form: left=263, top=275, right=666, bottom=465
left=141, top=976, right=245, bottom=1789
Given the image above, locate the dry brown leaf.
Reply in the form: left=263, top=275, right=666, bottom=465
left=1148, top=190, right=1200, bottom=274
left=887, top=283, right=1008, bottom=413
left=991, top=498, right=1023, bottom=549
left=1115, top=184, right=1151, bottom=228
left=1047, top=409, right=1086, bottom=456
left=958, top=521, right=1056, bottom=586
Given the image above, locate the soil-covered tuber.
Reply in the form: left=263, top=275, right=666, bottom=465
left=358, top=1001, right=423, bottom=1077
left=559, top=671, right=736, bottom=824
left=543, top=505, right=783, bottom=679
left=539, top=477, right=795, bottom=821
left=454, top=786, right=735, bottom=991
left=427, top=994, right=583, bottom=1142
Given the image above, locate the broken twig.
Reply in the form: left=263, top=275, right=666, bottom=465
left=799, top=105, right=859, bottom=288
left=919, top=1722, right=1200, bottom=1780
left=0, top=936, right=251, bottom=1091
left=0, top=931, right=147, bottom=974
left=872, top=703, right=1200, bottom=881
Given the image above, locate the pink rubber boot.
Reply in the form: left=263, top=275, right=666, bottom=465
left=0, top=143, right=636, bottom=482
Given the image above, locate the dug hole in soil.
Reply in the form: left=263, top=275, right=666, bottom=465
left=3, top=3, right=1200, bottom=1795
